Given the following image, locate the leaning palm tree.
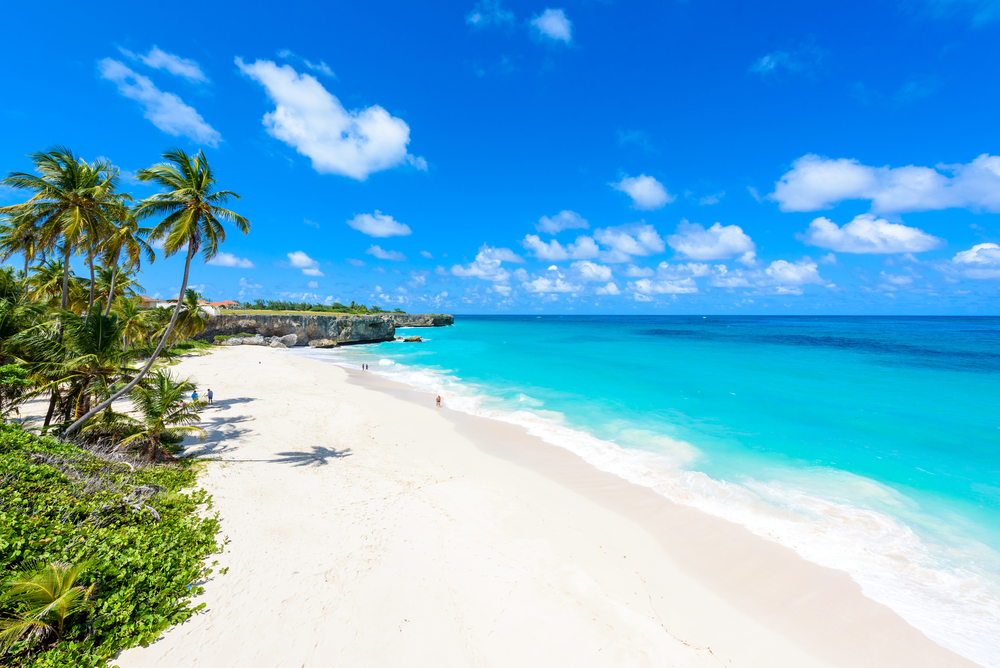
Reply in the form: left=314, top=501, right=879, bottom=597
left=113, top=296, right=157, bottom=352
left=0, top=146, right=119, bottom=311
left=0, top=211, right=42, bottom=275
left=116, top=369, right=205, bottom=461
left=95, top=264, right=145, bottom=315
left=0, top=561, right=94, bottom=654
left=63, top=149, right=249, bottom=438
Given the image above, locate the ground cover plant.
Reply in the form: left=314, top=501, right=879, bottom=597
left=0, top=423, right=220, bottom=667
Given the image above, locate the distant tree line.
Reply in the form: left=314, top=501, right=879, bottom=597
left=239, top=299, right=405, bottom=315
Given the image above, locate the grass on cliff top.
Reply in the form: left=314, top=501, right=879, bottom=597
left=224, top=310, right=444, bottom=317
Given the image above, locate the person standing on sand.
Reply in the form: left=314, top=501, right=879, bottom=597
left=192, top=389, right=199, bottom=402
left=207, top=389, right=213, bottom=405
left=436, top=395, right=441, bottom=408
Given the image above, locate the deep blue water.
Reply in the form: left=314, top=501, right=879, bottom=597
left=295, top=315, right=1000, bottom=665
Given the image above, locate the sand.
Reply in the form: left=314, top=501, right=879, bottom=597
left=112, top=345, right=977, bottom=668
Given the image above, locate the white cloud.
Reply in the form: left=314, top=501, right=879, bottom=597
left=466, top=0, right=514, bottom=26
left=699, top=191, right=725, bottom=205
left=593, top=223, right=665, bottom=261
left=819, top=252, right=837, bottom=264
left=770, top=153, right=1000, bottom=214
left=523, top=277, right=579, bottom=293
left=522, top=234, right=599, bottom=261
left=765, top=259, right=827, bottom=286
left=346, top=258, right=365, bottom=267
left=121, top=46, right=208, bottom=83
left=276, top=49, right=335, bottom=77
left=346, top=210, right=412, bottom=237
left=238, top=277, right=262, bottom=297
left=667, top=221, right=756, bottom=264
left=207, top=252, right=254, bottom=268
left=288, top=250, right=325, bottom=276
left=451, top=245, right=520, bottom=281
left=366, top=245, right=407, bottom=261
left=307, top=280, right=319, bottom=288
left=798, top=214, right=944, bottom=254
left=235, top=58, right=423, bottom=180
left=629, top=278, right=699, bottom=295
left=420, top=250, right=433, bottom=259
left=595, top=282, right=621, bottom=295
left=624, top=264, right=654, bottom=277
left=611, top=174, right=674, bottom=210
left=749, top=44, right=825, bottom=76
left=951, top=242, right=1000, bottom=279
left=656, top=262, right=713, bottom=278
left=98, top=58, right=221, bottom=146
left=571, top=260, right=613, bottom=282
left=536, top=210, right=589, bottom=234
left=531, top=8, right=572, bottom=42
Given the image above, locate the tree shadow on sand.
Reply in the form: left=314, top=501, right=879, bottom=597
left=270, top=446, right=353, bottom=467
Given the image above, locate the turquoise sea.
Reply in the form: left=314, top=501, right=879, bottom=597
left=293, top=316, right=1000, bottom=666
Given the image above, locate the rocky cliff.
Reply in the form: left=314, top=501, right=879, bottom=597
left=384, top=313, right=455, bottom=327
left=196, top=312, right=453, bottom=346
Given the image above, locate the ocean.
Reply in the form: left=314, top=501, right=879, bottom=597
left=291, top=315, right=1000, bottom=666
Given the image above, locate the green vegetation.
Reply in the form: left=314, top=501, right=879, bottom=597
left=237, top=299, right=404, bottom=315
left=0, top=422, right=220, bottom=666
left=0, top=145, right=248, bottom=664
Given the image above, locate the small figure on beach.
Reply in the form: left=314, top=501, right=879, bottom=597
left=207, top=388, right=214, bottom=405
left=192, top=389, right=199, bottom=402
left=436, top=395, right=441, bottom=408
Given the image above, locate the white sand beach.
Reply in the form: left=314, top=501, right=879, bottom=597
left=114, top=345, right=977, bottom=668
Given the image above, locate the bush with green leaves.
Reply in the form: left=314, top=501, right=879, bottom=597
left=0, top=423, right=219, bottom=666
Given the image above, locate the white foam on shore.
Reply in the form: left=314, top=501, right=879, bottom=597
left=293, top=347, right=1000, bottom=667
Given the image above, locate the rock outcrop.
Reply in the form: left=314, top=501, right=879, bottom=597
left=384, top=313, right=454, bottom=327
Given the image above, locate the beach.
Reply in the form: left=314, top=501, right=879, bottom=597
left=115, top=345, right=977, bottom=668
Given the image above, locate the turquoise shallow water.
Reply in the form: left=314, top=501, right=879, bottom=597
left=293, top=315, right=1000, bottom=665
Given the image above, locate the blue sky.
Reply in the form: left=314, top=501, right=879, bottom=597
left=2, top=0, right=1000, bottom=314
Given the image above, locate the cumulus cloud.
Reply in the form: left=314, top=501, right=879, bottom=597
left=610, top=174, right=674, bottom=210
left=98, top=59, right=221, bottom=146
left=769, top=153, right=1000, bottom=214
left=276, top=49, right=335, bottom=77
left=593, top=223, right=665, bottom=262
left=238, top=277, right=262, bottom=297
left=765, top=259, right=827, bottom=287
left=749, top=44, right=826, bottom=76
left=707, top=258, right=833, bottom=294
left=531, top=8, right=572, bottom=42
left=451, top=245, right=520, bottom=281
left=366, top=245, right=407, bottom=261
left=523, top=277, right=579, bottom=293
left=346, top=211, right=411, bottom=237
left=235, top=58, right=424, bottom=180
left=951, top=242, right=1000, bottom=279
left=624, top=264, right=654, bottom=277
left=207, top=252, right=254, bottom=268
left=699, top=192, right=725, bottom=205
left=595, top=282, right=621, bottom=295
left=466, top=0, right=514, bottom=26
left=307, top=280, right=319, bottom=288
left=522, top=234, right=599, bottom=261
left=667, top=221, right=756, bottom=264
left=656, top=262, right=713, bottom=278
left=798, top=213, right=944, bottom=254
left=629, top=277, right=698, bottom=295
left=346, top=258, right=366, bottom=267
left=420, top=250, right=433, bottom=259
left=287, top=250, right=325, bottom=276
left=536, top=210, right=589, bottom=234
left=120, top=46, right=208, bottom=83
left=571, top=260, right=613, bottom=282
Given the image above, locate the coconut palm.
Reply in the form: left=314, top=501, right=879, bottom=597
left=116, top=369, right=204, bottom=461
left=95, top=264, right=145, bottom=313
left=64, top=149, right=249, bottom=438
left=100, top=201, right=154, bottom=317
left=169, top=288, right=210, bottom=342
left=0, top=211, right=42, bottom=275
left=111, top=296, right=156, bottom=352
left=0, top=147, right=119, bottom=311
left=0, top=561, right=94, bottom=653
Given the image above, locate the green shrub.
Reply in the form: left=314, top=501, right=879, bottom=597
left=0, top=423, right=220, bottom=666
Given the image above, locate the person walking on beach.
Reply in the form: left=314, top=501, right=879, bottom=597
left=207, top=388, right=214, bottom=405
left=436, top=395, right=441, bottom=408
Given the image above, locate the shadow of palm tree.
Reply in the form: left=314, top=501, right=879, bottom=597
left=270, top=446, right=353, bottom=467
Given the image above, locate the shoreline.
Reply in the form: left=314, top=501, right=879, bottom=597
left=117, top=346, right=977, bottom=667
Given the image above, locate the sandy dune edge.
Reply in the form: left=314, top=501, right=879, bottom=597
left=114, top=346, right=975, bottom=668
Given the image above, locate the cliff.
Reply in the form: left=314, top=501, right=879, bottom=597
left=197, top=313, right=453, bottom=346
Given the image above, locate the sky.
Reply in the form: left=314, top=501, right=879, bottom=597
left=2, top=0, right=1000, bottom=314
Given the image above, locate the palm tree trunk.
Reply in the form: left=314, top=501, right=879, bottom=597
left=104, top=249, right=120, bottom=318
left=62, top=242, right=196, bottom=439
left=43, top=388, right=59, bottom=428
left=60, top=245, right=71, bottom=310
left=87, top=253, right=96, bottom=314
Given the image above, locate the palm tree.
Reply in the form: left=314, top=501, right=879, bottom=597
left=0, top=562, right=94, bottom=653
left=95, top=264, right=145, bottom=314
left=0, top=211, right=42, bottom=275
left=116, top=369, right=204, bottom=461
left=101, top=201, right=154, bottom=317
left=0, top=146, right=119, bottom=311
left=112, top=296, right=157, bottom=352
left=169, top=288, right=210, bottom=343
left=63, top=148, right=249, bottom=438
left=24, top=257, right=74, bottom=309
